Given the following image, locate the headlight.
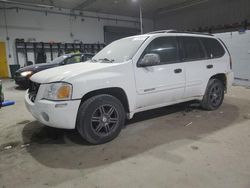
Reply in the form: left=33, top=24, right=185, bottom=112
left=43, top=82, right=72, bottom=101
left=20, top=71, right=33, bottom=77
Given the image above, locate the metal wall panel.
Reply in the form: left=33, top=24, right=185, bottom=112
left=104, top=26, right=140, bottom=44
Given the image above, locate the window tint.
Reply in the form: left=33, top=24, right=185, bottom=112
left=181, top=37, right=206, bottom=61
left=142, top=37, right=179, bottom=65
left=200, top=38, right=225, bottom=58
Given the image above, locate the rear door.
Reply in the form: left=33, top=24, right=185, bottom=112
left=179, top=36, right=210, bottom=98
left=200, top=37, right=228, bottom=74
left=134, top=36, right=186, bottom=109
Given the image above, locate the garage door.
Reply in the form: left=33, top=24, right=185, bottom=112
left=215, top=31, right=250, bottom=86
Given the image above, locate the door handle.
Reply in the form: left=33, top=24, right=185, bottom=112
left=207, top=64, right=213, bottom=69
left=174, top=68, right=182, bottom=74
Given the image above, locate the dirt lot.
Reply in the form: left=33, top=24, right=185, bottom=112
left=0, top=79, right=250, bottom=188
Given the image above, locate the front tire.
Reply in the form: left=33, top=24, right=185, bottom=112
left=201, top=78, right=225, bottom=110
left=76, top=94, right=125, bottom=144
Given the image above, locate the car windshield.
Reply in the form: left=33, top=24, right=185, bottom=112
left=92, top=35, right=149, bottom=63
left=49, top=55, right=70, bottom=64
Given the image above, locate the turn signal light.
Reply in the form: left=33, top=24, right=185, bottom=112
left=57, top=85, right=71, bottom=99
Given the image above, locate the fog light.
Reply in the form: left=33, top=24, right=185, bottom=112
left=41, top=112, right=49, bottom=122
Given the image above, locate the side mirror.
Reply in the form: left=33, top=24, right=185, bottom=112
left=138, top=53, right=161, bottom=67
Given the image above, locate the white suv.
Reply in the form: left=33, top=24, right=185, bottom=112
left=25, top=31, right=234, bottom=144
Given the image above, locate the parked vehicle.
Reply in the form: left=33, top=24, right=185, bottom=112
left=14, top=53, right=94, bottom=88
left=25, top=31, right=234, bottom=144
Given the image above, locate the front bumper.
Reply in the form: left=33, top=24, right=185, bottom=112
left=25, top=91, right=81, bottom=129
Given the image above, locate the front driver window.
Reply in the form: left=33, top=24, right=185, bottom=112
left=140, top=37, right=180, bottom=65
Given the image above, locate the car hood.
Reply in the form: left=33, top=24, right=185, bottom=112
left=17, top=63, right=58, bottom=73
left=30, top=61, right=122, bottom=84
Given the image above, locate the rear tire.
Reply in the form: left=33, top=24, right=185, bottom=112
left=201, top=78, right=224, bottom=110
left=76, top=94, right=125, bottom=144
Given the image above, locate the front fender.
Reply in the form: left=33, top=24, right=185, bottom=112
left=69, top=62, right=137, bottom=113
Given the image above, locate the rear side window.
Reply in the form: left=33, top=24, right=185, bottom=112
left=181, top=37, right=206, bottom=61
left=142, top=37, right=180, bottom=65
left=200, top=38, right=225, bottom=58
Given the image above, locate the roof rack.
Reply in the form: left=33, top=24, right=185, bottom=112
left=147, top=30, right=213, bottom=36
left=147, top=30, right=177, bottom=34
left=169, top=31, right=214, bottom=36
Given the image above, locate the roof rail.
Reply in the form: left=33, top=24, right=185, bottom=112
left=147, top=30, right=176, bottom=34
left=147, top=30, right=213, bottom=36
left=169, top=30, right=214, bottom=36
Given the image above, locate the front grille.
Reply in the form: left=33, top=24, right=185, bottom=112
left=28, top=81, right=40, bottom=102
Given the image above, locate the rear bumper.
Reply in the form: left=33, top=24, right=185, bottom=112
left=25, top=91, right=81, bottom=129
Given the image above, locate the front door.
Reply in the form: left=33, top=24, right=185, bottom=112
left=134, top=36, right=186, bottom=109
left=0, top=42, right=9, bottom=78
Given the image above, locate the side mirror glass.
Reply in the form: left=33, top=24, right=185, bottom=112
left=138, top=53, right=161, bottom=67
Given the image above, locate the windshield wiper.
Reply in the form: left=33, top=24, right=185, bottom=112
left=91, top=59, right=98, bottom=62
left=98, top=58, right=114, bottom=63
left=90, top=58, right=114, bottom=63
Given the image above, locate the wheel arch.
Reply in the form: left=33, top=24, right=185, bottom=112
left=210, top=73, right=227, bottom=91
left=79, top=87, right=130, bottom=113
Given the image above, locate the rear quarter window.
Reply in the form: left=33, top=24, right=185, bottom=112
left=200, top=38, right=225, bottom=58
